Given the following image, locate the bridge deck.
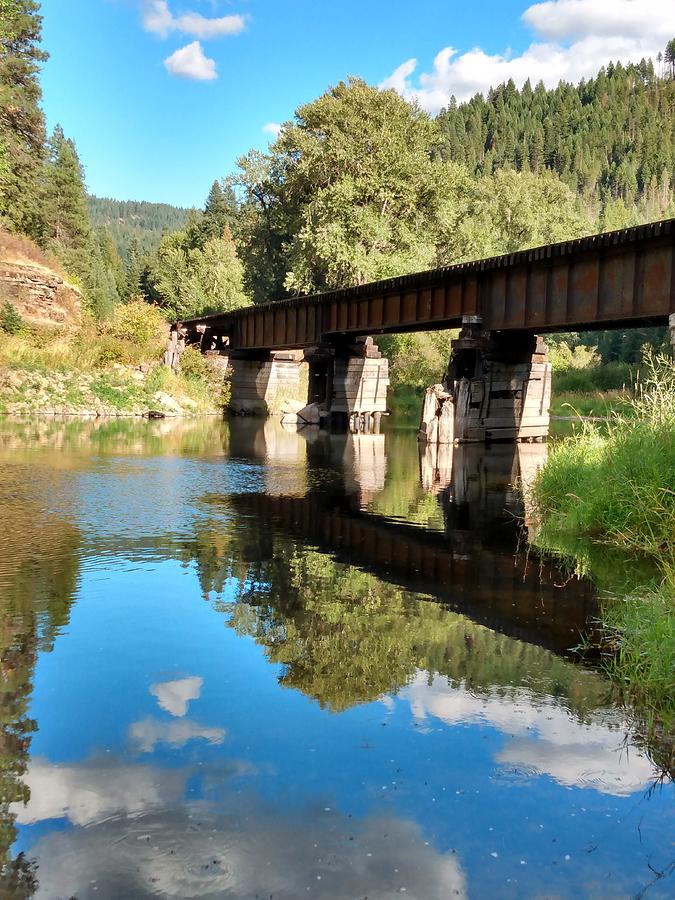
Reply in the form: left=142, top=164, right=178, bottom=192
left=181, top=219, right=675, bottom=350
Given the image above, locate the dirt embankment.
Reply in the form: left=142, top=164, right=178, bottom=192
left=0, top=230, right=82, bottom=327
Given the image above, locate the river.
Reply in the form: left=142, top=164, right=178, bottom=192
left=0, top=416, right=672, bottom=899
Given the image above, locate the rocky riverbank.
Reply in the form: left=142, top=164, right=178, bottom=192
left=0, top=363, right=219, bottom=418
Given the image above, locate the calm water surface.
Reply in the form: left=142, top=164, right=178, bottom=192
left=0, top=417, right=672, bottom=899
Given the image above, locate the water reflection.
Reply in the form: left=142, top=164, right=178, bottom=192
left=0, top=417, right=672, bottom=899
left=400, top=673, right=655, bottom=795
left=0, top=461, right=80, bottom=896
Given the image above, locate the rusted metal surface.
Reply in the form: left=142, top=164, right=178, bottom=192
left=180, top=219, right=675, bottom=350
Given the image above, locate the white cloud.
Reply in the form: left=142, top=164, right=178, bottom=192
left=142, top=1, right=245, bottom=39
left=143, top=0, right=173, bottom=37
left=262, top=122, right=282, bottom=138
left=129, top=716, right=226, bottom=752
left=523, top=0, right=673, bottom=41
left=150, top=675, right=203, bottom=715
left=164, top=41, right=217, bottom=80
left=380, top=0, right=675, bottom=112
left=174, top=10, right=245, bottom=39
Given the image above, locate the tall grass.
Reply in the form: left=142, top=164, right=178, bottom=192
left=531, top=352, right=675, bottom=730
left=0, top=302, right=225, bottom=414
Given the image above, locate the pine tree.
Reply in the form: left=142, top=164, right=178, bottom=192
left=95, top=227, right=127, bottom=300
left=86, top=237, right=119, bottom=320
left=436, top=44, right=675, bottom=216
left=43, top=125, right=91, bottom=276
left=529, top=129, right=544, bottom=175
left=198, top=180, right=238, bottom=245
left=125, top=235, right=144, bottom=297
left=0, top=0, right=48, bottom=238
left=665, top=39, right=675, bottom=80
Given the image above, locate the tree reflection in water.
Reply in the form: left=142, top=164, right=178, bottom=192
left=0, top=465, right=80, bottom=897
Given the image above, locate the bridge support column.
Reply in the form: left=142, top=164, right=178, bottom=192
left=329, top=338, right=390, bottom=432
left=229, top=350, right=309, bottom=416
left=228, top=338, right=390, bottom=428
left=419, top=319, right=551, bottom=444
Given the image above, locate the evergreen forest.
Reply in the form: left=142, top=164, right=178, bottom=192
left=87, top=197, right=193, bottom=257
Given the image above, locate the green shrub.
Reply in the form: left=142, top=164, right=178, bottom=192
left=553, top=361, right=635, bottom=394
left=144, top=364, right=170, bottom=394
left=0, top=301, right=25, bottom=335
left=379, top=330, right=455, bottom=388
left=92, top=334, right=129, bottom=367
left=106, top=300, right=168, bottom=348
left=179, top=345, right=213, bottom=380
left=548, top=341, right=599, bottom=372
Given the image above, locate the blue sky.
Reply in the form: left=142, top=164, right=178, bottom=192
left=39, top=1, right=675, bottom=208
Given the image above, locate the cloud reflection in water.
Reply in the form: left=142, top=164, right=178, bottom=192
left=398, top=671, right=657, bottom=796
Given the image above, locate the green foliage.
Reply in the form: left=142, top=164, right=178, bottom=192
left=87, top=196, right=193, bottom=258
left=553, top=362, right=636, bottom=394
left=451, top=168, right=592, bottom=260
left=548, top=339, right=600, bottom=372
left=0, top=300, right=24, bottom=334
left=42, top=125, right=91, bottom=278
left=179, top=344, right=211, bottom=380
left=531, top=352, right=675, bottom=726
left=232, top=79, right=594, bottom=305
left=197, top=180, right=238, bottom=246
left=436, top=52, right=675, bottom=217
left=535, top=354, right=675, bottom=559
left=85, top=234, right=119, bottom=320
left=179, top=345, right=230, bottom=407
left=149, top=226, right=250, bottom=319
left=379, top=330, right=455, bottom=389
left=88, top=372, right=144, bottom=409
left=549, top=392, right=632, bottom=419
left=0, top=0, right=47, bottom=239
left=232, top=78, right=461, bottom=300
left=106, top=298, right=166, bottom=346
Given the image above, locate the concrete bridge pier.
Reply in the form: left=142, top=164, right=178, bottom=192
left=419, top=317, right=552, bottom=445
left=228, top=338, right=389, bottom=429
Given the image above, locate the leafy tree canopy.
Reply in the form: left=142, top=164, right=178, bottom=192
left=149, top=225, right=249, bottom=320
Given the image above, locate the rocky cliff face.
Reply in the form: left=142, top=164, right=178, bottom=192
left=0, top=232, right=82, bottom=327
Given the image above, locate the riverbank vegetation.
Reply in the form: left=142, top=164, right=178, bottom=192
left=0, top=299, right=228, bottom=416
left=530, top=354, right=675, bottom=731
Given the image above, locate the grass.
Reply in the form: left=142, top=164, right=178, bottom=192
left=530, top=352, right=675, bottom=733
left=550, top=390, right=634, bottom=418
left=0, top=304, right=226, bottom=416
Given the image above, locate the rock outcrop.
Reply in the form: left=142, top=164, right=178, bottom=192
left=0, top=231, right=82, bottom=327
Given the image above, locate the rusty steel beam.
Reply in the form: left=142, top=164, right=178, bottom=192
left=179, top=219, right=675, bottom=350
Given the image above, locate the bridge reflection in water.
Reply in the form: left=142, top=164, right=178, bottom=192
left=225, top=419, right=597, bottom=657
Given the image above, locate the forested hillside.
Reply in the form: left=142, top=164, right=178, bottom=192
left=436, top=56, right=675, bottom=224
left=87, top=197, right=193, bottom=257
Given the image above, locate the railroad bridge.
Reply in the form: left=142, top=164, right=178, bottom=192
left=174, top=218, right=675, bottom=442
